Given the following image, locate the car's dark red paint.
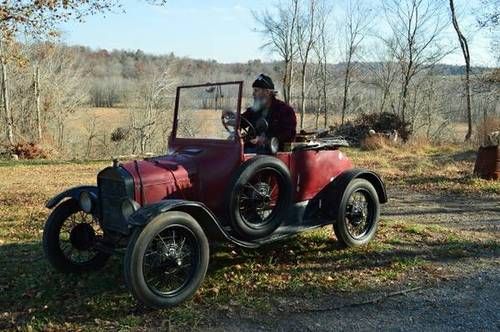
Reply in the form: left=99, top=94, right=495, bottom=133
left=122, top=137, right=244, bottom=216
left=121, top=138, right=353, bottom=220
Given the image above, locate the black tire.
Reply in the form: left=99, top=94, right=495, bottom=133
left=124, top=211, right=209, bottom=309
left=226, top=156, right=293, bottom=240
left=333, top=179, right=380, bottom=247
left=43, top=199, right=110, bottom=273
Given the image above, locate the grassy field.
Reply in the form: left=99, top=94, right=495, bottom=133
left=0, top=144, right=498, bottom=330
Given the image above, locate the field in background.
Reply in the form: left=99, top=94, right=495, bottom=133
left=54, top=106, right=477, bottom=160
left=65, top=107, right=130, bottom=138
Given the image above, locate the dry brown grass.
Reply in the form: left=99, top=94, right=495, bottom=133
left=360, top=135, right=395, bottom=151
left=475, top=116, right=500, bottom=146
left=347, top=143, right=500, bottom=194
left=64, top=107, right=131, bottom=140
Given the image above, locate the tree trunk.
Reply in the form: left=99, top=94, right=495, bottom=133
left=300, top=62, right=307, bottom=129
left=341, top=58, right=351, bottom=125
left=322, top=64, right=328, bottom=127
left=0, top=39, right=14, bottom=146
left=400, top=74, right=411, bottom=124
left=449, top=0, right=472, bottom=141
left=34, top=65, right=42, bottom=142
left=288, top=60, right=294, bottom=105
left=282, top=60, right=289, bottom=103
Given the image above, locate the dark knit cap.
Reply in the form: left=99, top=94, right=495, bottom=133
left=252, top=74, right=275, bottom=90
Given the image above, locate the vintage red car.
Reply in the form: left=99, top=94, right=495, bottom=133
left=43, top=81, right=387, bottom=308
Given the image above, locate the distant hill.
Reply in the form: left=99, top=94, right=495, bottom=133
left=66, top=44, right=494, bottom=83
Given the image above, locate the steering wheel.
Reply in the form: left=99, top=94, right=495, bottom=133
left=221, top=111, right=257, bottom=141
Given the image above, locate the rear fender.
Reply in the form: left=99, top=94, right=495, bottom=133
left=45, top=186, right=98, bottom=209
left=128, top=199, right=228, bottom=242
left=323, top=168, right=387, bottom=220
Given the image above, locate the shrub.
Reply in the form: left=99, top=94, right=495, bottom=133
left=111, top=127, right=129, bottom=142
left=9, top=142, right=49, bottom=159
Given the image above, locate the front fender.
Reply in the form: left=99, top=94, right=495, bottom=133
left=128, top=199, right=229, bottom=242
left=45, top=186, right=98, bottom=209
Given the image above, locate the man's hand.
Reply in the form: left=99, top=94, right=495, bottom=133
left=250, top=134, right=267, bottom=146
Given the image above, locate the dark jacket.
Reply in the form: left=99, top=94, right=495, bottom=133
left=241, top=98, right=297, bottom=144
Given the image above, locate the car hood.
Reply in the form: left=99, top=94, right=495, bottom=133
left=121, top=155, right=197, bottom=204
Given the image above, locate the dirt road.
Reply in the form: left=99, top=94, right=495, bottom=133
left=202, top=189, right=500, bottom=331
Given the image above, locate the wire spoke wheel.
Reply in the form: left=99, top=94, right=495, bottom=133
left=124, top=211, right=209, bottom=308
left=43, top=199, right=110, bottom=272
left=142, top=225, right=199, bottom=297
left=344, top=189, right=374, bottom=239
left=227, top=156, right=292, bottom=239
left=59, top=211, right=103, bottom=264
left=236, top=167, right=282, bottom=228
left=333, top=178, right=380, bottom=248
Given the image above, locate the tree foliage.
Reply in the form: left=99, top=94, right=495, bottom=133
left=0, top=0, right=167, bottom=39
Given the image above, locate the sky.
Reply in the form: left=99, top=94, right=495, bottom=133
left=59, top=0, right=497, bottom=66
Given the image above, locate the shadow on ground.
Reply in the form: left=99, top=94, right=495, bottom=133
left=0, top=230, right=498, bottom=329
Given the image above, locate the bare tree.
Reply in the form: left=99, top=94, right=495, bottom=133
left=39, top=46, right=88, bottom=150
left=0, top=38, right=13, bottom=145
left=476, top=0, right=500, bottom=28
left=296, top=0, right=318, bottom=129
left=132, top=64, right=177, bottom=154
left=33, top=65, right=42, bottom=141
left=366, top=39, right=399, bottom=113
left=313, top=1, right=333, bottom=127
left=339, top=0, right=371, bottom=125
left=254, top=0, right=299, bottom=104
left=85, top=117, right=98, bottom=158
left=382, top=0, right=450, bottom=124
left=449, top=0, right=472, bottom=141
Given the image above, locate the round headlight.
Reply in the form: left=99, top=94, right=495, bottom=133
left=79, top=191, right=93, bottom=213
left=121, top=199, right=140, bottom=219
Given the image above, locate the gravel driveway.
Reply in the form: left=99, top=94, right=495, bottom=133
left=202, top=189, right=500, bottom=332
left=384, top=188, right=500, bottom=233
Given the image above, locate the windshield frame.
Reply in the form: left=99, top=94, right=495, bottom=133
left=171, top=81, right=244, bottom=143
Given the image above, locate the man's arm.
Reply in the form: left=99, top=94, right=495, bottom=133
left=275, top=105, right=297, bottom=143
left=240, top=108, right=252, bottom=130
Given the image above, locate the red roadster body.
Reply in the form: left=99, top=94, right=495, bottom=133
left=121, top=139, right=353, bottom=217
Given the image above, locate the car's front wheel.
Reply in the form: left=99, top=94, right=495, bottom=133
left=43, top=199, right=110, bottom=273
left=124, top=211, right=209, bottom=308
left=333, top=179, right=380, bottom=247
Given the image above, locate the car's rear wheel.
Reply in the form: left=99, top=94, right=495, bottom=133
left=43, top=199, right=110, bottom=273
left=124, top=211, right=209, bottom=308
left=333, top=179, right=380, bottom=247
left=227, top=156, right=292, bottom=240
